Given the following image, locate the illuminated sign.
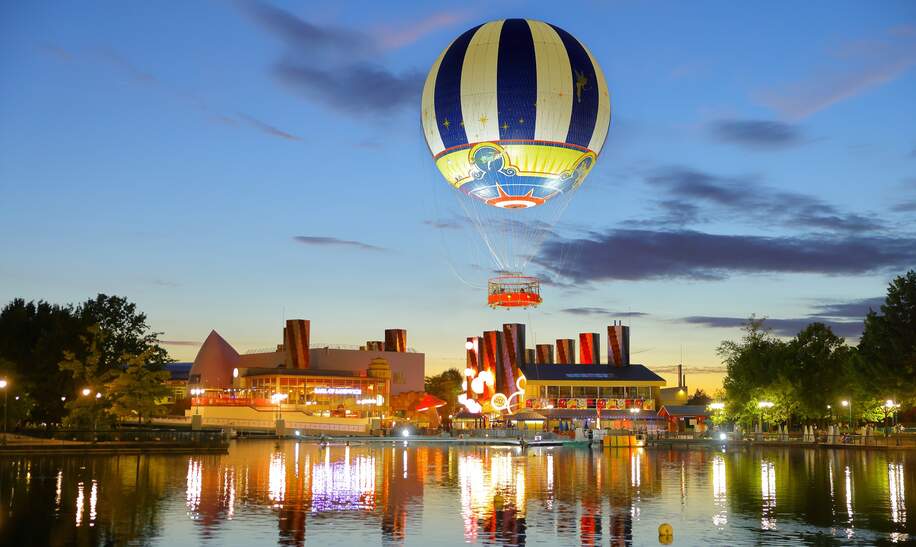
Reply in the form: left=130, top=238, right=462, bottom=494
left=313, top=387, right=362, bottom=395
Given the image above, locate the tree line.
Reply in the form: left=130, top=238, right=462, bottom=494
left=0, top=294, right=173, bottom=429
left=718, top=270, right=915, bottom=429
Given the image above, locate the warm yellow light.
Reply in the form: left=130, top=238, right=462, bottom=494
left=81, top=388, right=91, bottom=397
left=758, top=401, right=774, bottom=409
left=709, top=402, right=725, bottom=410
left=885, top=399, right=895, bottom=408
left=841, top=400, right=849, bottom=407
left=0, top=379, right=7, bottom=389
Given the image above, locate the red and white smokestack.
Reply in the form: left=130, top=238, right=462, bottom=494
left=579, top=333, right=600, bottom=365
left=284, top=319, right=310, bottom=369
left=607, top=321, right=630, bottom=368
left=384, top=329, right=407, bottom=352
left=536, top=344, right=554, bottom=364
left=556, top=338, right=576, bottom=364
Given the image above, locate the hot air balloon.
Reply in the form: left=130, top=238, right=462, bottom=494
left=421, top=19, right=610, bottom=308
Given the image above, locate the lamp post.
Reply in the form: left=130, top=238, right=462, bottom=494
left=629, top=407, right=641, bottom=433
left=0, top=379, right=8, bottom=445
left=82, top=388, right=101, bottom=441
left=757, top=401, right=774, bottom=438
left=841, top=399, right=851, bottom=430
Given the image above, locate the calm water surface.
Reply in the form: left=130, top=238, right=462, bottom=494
left=0, top=440, right=912, bottom=546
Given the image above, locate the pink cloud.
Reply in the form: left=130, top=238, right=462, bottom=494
left=757, top=28, right=916, bottom=120
left=375, top=10, right=471, bottom=50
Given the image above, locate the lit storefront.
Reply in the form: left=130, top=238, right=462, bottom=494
left=234, top=367, right=390, bottom=418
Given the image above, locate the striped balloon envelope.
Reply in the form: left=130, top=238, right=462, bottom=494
left=421, top=18, right=611, bottom=209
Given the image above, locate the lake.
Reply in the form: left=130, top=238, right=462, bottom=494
left=0, top=440, right=911, bottom=545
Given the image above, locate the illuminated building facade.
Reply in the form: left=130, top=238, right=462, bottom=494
left=459, top=322, right=666, bottom=421
left=186, top=319, right=423, bottom=427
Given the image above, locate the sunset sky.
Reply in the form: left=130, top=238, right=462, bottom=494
left=2, top=1, right=915, bottom=393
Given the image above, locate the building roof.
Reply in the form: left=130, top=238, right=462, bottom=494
left=658, top=405, right=710, bottom=417
left=189, top=330, right=240, bottom=389
left=519, top=364, right=664, bottom=383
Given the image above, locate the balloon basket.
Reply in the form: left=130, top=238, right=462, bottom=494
left=487, top=275, right=542, bottom=309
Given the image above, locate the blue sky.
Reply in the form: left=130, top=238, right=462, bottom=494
left=1, top=1, right=914, bottom=392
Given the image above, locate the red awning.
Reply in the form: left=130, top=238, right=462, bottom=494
left=415, top=393, right=447, bottom=412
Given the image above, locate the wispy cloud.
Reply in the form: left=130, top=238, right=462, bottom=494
left=561, top=307, right=649, bottom=318
left=709, top=119, right=803, bottom=150
left=292, top=235, right=385, bottom=252
left=757, top=27, right=916, bottom=119
left=160, top=340, right=200, bottom=347
left=810, top=296, right=884, bottom=318
left=40, top=44, right=300, bottom=142
left=682, top=315, right=864, bottom=338
left=423, top=218, right=465, bottom=230
left=375, top=10, right=471, bottom=50
left=535, top=229, right=916, bottom=283
left=642, top=166, right=882, bottom=232
left=274, top=63, right=422, bottom=114
left=236, top=113, right=302, bottom=141
left=238, top=1, right=454, bottom=114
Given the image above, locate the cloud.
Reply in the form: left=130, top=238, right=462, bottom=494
left=893, top=200, right=916, bottom=213
left=757, top=28, right=916, bottom=119
left=644, top=166, right=882, bottom=232
left=682, top=316, right=864, bottom=338
left=709, top=119, right=802, bottom=149
left=236, top=113, right=302, bottom=141
left=160, top=340, right=200, bottom=347
left=560, top=307, right=649, bottom=318
left=810, top=296, right=884, bottom=318
left=376, top=10, right=470, bottom=50
left=239, top=0, right=433, bottom=114
left=238, top=0, right=371, bottom=55
left=423, top=219, right=465, bottom=230
left=292, top=235, right=385, bottom=252
left=274, top=62, right=423, bottom=113
left=42, top=43, right=299, bottom=142
left=535, top=229, right=916, bottom=283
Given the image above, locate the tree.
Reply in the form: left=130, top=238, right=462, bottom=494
left=786, top=323, right=851, bottom=421
left=857, top=270, right=916, bottom=405
left=686, top=388, right=712, bottom=406
left=720, top=317, right=790, bottom=427
left=59, top=328, right=116, bottom=429
left=77, top=294, right=172, bottom=373
left=108, top=350, right=171, bottom=424
left=0, top=299, right=87, bottom=424
left=424, top=369, right=465, bottom=414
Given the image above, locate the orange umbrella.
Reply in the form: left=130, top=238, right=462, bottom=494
left=415, top=393, right=447, bottom=412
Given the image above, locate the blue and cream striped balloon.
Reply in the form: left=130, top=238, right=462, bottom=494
left=422, top=19, right=611, bottom=209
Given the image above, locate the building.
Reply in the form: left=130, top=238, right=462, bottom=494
left=185, top=320, right=424, bottom=431
left=459, top=321, right=667, bottom=428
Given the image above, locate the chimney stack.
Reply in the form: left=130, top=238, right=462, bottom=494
left=501, top=323, right=526, bottom=373
left=384, top=329, right=407, bottom=352
left=482, top=330, right=504, bottom=394
left=607, top=322, right=630, bottom=367
left=578, top=332, right=600, bottom=364
left=536, top=344, right=554, bottom=364
left=556, top=338, right=576, bottom=364
left=525, top=348, right=535, bottom=365
left=284, top=319, right=310, bottom=369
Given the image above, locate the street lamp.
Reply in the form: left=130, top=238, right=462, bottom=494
left=271, top=392, right=288, bottom=420
left=0, top=379, right=8, bottom=445
left=841, top=399, right=851, bottom=429
left=82, top=387, right=91, bottom=397
left=82, top=387, right=101, bottom=440
left=189, top=387, right=204, bottom=415
left=757, top=401, right=774, bottom=436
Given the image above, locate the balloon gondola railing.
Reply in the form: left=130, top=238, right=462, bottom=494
left=487, top=275, right=542, bottom=309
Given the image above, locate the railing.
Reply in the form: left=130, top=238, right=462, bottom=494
left=51, top=428, right=226, bottom=444
left=645, top=430, right=916, bottom=447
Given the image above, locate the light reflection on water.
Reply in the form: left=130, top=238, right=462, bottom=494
left=0, top=442, right=912, bottom=545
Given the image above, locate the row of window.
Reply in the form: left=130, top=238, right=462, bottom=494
left=535, top=385, right=656, bottom=399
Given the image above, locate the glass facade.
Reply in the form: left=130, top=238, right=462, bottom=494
left=242, top=374, right=389, bottom=417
